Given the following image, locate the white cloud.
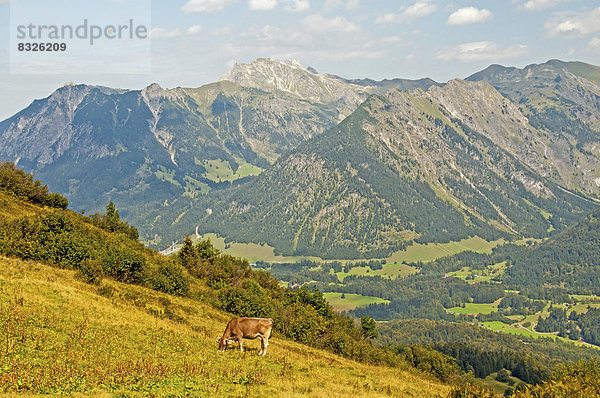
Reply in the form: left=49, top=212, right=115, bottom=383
left=590, top=37, right=600, bottom=48
left=546, top=7, right=600, bottom=37
left=212, top=26, right=233, bottom=36
left=376, top=1, right=437, bottom=24
left=447, top=7, right=493, bottom=26
left=248, top=0, right=278, bottom=10
left=302, top=14, right=361, bottom=33
left=324, top=0, right=342, bottom=10
left=150, top=28, right=182, bottom=39
left=324, top=0, right=361, bottom=11
left=521, top=0, right=559, bottom=11
left=437, top=41, right=529, bottom=62
left=187, top=25, right=203, bottom=35
left=284, top=0, right=310, bottom=12
left=382, top=35, right=406, bottom=44
left=181, top=0, right=239, bottom=14
left=219, top=21, right=383, bottom=64
left=402, top=0, right=437, bottom=20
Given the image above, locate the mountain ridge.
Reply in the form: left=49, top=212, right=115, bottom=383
left=2, top=58, right=600, bottom=253
left=170, top=80, right=596, bottom=258
left=467, top=59, right=600, bottom=198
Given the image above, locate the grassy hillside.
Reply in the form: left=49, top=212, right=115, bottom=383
left=0, top=163, right=459, bottom=396
left=0, top=256, right=451, bottom=397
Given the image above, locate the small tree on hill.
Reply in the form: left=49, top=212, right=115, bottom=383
left=197, top=238, right=219, bottom=260
left=496, top=368, right=510, bottom=383
left=361, top=316, right=378, bottom=340
left=179, top=235, right=198, bottom=270
left=106, top=201, right=120, bottom=224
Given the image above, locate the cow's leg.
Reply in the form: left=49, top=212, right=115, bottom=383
left=258, top=335, right=265, bottom=355
left=262, top=336, right=269, bottom=355
left=238, top=336, right=244, bottom=352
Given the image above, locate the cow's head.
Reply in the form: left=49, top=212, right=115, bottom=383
left=217, top=337, right=235, bottom=351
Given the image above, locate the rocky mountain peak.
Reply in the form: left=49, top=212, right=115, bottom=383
left=218, top=58, right=367, bottom=111
left=143, top=82, right=164, bottom=93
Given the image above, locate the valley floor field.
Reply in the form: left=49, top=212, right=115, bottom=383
left=446, top=298, right=600, bottom=349
left=195, top=234, right=504, bottom=270
left=323, top=293, right=390, bottom=312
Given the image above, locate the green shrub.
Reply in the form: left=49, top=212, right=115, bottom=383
left=76, top=258, right=103, bottom=285
left=403, top=345, right=463, bottom=383
left=151, top=262, right=189, bottom=296
left=98, top=284, right=115, bottom=298
left=0, top=161, right=68, bottom=209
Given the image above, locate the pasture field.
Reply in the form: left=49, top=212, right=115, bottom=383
left=335, top=263, right=418, bottom=281
left=323, top=293, right=390, bottom=312
left=480, top=321, right=542, bottom=339
left=570, top=294, right=600, bottom=303
left=386, top=236, right=503, bottom=264
left=570, top=303, right=600, bottom=313
left=0, top=256, right=449, bottom=397
left=447, top=262, right=507, bottom=283
left=196, top=234, right=326, bottom=263
left=194, top=234, right=505, bottom=270
left=482, top=371, right=521, bottom=395
left=480, top=320, right=596, bottom=349
left=447, top=301, right=500, bottom=315
left=201, top=157, right=263, bottom=183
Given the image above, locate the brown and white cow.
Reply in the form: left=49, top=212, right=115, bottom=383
left=217, top=317, right=273, bottom=355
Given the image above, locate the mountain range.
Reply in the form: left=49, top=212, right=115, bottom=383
left=1, top=58, right=599, bottom=255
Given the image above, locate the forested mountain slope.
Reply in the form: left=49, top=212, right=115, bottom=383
left=174, top=83, right=596, bottom=258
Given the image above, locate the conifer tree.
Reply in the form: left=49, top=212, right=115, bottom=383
left=179, top=235, right=198, bottom=270
left=361, top=316, right=378, bottom=340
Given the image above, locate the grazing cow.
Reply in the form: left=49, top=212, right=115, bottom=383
left=218, top=317, right=273, bottom=355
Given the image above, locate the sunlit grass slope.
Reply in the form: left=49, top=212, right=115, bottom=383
left=0, top=257, right=450, bottom=397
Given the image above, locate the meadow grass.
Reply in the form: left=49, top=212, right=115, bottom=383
left=201, top=158, right=263, bottom=183
left=386, top=237, right=503, bottom=264
left=446, top=262, right=506, bottom=283
left=335, top=263, right=418, bottom=281
left=0, top=191, right=47, bottom=221
left=479, top=320, right=595, bottom=349
left=323, top=293, right=390, bottom=312
left=196, top=233, right=326, bottom=264
left=481, top=371, right=519, bottom=395
left=480, top=322, right=541, bottom=338
left=0, top=256, right=450, bottom=397
left=570, top=303, right=600, bottom=314
left=447, top=302, right=500, bottom=315
left=570, top=294, right=600, bottom=303
left=193, top=235, right=505, bottom=269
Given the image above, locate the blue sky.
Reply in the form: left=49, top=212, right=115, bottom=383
left=1, top=0, right=599, bottom=120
